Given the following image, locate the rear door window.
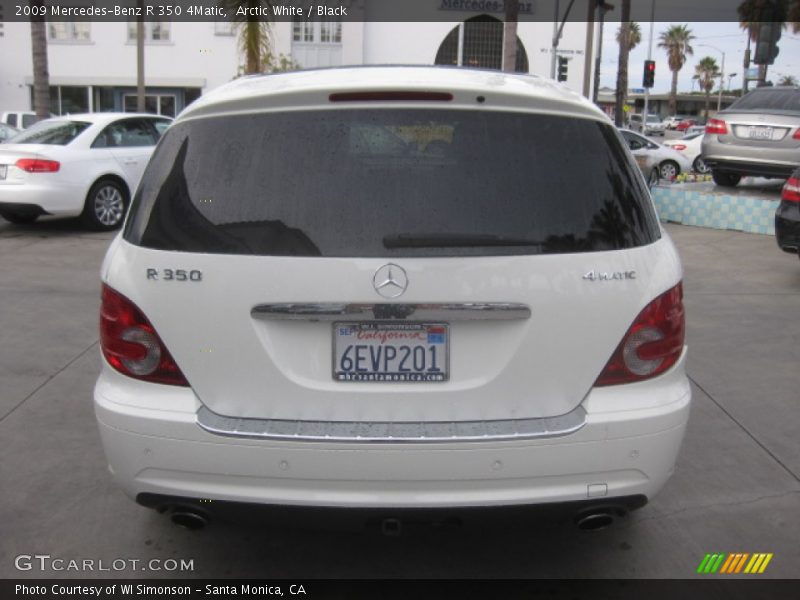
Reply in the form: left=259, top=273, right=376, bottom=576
left=92, top=119, right=158, bottom=148
left=125, top=109, right=660, bottom=257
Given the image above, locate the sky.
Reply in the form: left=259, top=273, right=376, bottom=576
left=597, top=21, right=800, bottom=93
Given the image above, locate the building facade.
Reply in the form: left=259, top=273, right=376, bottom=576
left=0, top=15, right=596, bottom=117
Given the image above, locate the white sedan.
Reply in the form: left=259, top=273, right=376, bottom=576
left=663, top=132, right=710, bottom=174
left=0, top=112, right=170, bottom=229
left=618, top=128, right=693, bottom=181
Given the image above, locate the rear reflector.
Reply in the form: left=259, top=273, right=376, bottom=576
left=595, top=283, right=685, bottom=386
left=329, top=91, right=453, bottom=102
left=705, top=118, right=728, bottom=135
left=15, top=158, right=60, bottom=173
left=100, top=284, right=188, bottom=386
left=782, top=176, right=800, bottom=202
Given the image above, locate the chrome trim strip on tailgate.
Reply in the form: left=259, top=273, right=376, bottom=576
left=196, top=405, right=586, bottom=443
left=251, top=302, right=531, bottom=321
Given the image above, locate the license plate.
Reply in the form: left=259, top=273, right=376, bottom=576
left=748, top=126, right=773, bottom=140
left=333, top=322, right=449, bottom=382
left=0, top=165, right=6, bottom=180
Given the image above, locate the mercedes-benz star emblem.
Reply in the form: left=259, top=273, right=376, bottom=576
left=373, top=263, right=408, bottom=299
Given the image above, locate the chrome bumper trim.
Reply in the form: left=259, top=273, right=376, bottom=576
left=251, top=302, right=531, bottom=321
left=196, top=405, right=586, bottom=443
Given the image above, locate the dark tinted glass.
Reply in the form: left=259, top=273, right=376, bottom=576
left=729, top=88, right=800, bottom=113
left=125, top=110, right=660, bottom=257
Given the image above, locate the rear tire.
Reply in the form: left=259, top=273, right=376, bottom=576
left=81, top=179, right=128, bottom=231
left=0, top=210, right=38, bottom=225
left=712, top=171, right=741, bottom=188
left=693, top=156, right=710, bottom=174
left=659, top=160, right=680, bottom=180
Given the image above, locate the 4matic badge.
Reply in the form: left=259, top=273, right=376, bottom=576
left=583, top=270, right=637, bottom=282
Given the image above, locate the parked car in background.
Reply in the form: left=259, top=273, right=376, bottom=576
left=619, top=128, right=692, bottom=180
left=663, top=115, right=688, bottom=130
left=629, top=113, right=666, bottom=136
left=0, top=123, right=19, bottom=143
left=95, top=66, right=689, bottom=529
left=775, top=168, right=800, bottom=256
left=1, top=111, right=38, bottom=130
left=683, top=125, right=706, bottom=137
left=701, top=86, right=800, bottom=188
left=663, top=132, right=710, bottom=174
left=0, top=113, right=170, bottom=228
left=675, top=118, right=702, bottom=132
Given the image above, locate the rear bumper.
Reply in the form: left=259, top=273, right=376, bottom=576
left=0, top=181, right=85, bottom=215
left=703, top=157, right=796, bottom=179
left=94, top=352, right=691, bottom=509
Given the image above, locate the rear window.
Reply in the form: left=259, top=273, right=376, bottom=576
left=11, top=120, right=91, bottom=145
left=124, top=109, right=660, bottom=257
left=728, top=88, right=800, bottom=113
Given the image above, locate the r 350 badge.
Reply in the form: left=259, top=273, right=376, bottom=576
left=146, top=268, right=202, bottom=282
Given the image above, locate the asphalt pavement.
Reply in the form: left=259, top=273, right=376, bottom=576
left=0, top=216, right=798, bottom=579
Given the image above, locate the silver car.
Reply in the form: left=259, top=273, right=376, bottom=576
left=701, top=86, right=800, bottom=187
left=619, top=129, right=692, bottom=180
left=629, top=113, right=666, bottom=136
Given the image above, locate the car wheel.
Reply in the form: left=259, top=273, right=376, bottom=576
left=659, top=160, right=680, bottom=180
left=0, top=210, right=38, bottom=225
left=712, top=171, right=742, bottom=188
left=81, top=179, right=128, bottom=231
left=693, top=156, right=710, bottom=174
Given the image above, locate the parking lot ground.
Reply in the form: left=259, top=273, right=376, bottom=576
left=1, top=218, right=799, bottom=579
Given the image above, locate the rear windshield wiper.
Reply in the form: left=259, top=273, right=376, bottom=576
left=383, top=233, right=544, bottom=249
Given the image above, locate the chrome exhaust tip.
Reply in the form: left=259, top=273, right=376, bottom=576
left=575, top=511, right=616, bottom=531
left=170, top=509, right=209, bottom=530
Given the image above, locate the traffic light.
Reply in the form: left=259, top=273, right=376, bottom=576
left=754, top=20, right=781, bottom=65
left=557, top=56, right=568, bottom=82
left=643, top=60, right=656, bottom=88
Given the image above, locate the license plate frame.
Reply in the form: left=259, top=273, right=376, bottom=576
left=333, top=322, right=449, bottom=383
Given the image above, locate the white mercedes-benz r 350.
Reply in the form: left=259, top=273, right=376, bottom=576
left=95, top=66, right=690, bottom=530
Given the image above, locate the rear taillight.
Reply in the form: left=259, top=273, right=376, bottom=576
left=792, top=129, right=800, bottom=140
left=100, top=284, right=188, bottom=386
left=782, top=176, right=800, bottom=202
left=15, top=158, right=60, bottom=173
left=595, top=283, right=685, bottom=387
left=705, top=118, right=728, bottom=135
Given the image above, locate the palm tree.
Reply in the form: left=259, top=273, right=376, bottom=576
left=616, top=21, right=642, bottom=53
left=224, top=0, right=274, bottom=74
left=614, top=0, right=632, bottom=127
left=695, top=56, right=721, bottom=119
left=30, top=1, right=50, bottom=120
left=658, top=24, right=695, bottom=116
left=737, top=0, right=800, bottom=85
left=778, top=74, right=798, bottom=85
